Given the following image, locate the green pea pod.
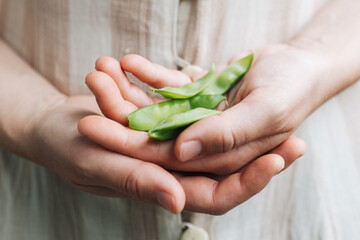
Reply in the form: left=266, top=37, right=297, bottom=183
left=146, top=127, right=186, bottom=141
left=127, top=95, right=225, bottom=131
left=148, top=108, right=221, bottom=140
left=150, top=66, right=215, bottom=99
left=189, top=94, right=226, bottom=109
left=199, top=53, right=254, bottom=95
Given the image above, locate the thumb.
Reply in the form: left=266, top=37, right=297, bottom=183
left=174, top=93, right=285, bottom=161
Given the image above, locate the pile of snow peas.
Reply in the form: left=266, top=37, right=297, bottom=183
left=127, top=53, right=254, bottom=140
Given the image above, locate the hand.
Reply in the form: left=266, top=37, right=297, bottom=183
left=24, top=70, right=304, bottom=215
left=27, top=95, right=191, bottom=213
left=79, top=55, right=306, bottom=175
left=78, top=55, right=306, bottom=214
left=172, top=44, right=327, bottom=163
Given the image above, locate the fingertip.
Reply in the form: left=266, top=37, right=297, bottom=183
left=269, top=154, right=285, bottom=174
left=239, top=154, right=284, bottom=197
left=85, top=71, right=98, bottom=86
left=158, top=178, right=186, bottom=214
left=295, top=136, right=307, bottom=158
left=152, top=171, right=185, bottom=213
left=95, top=56, right=119, bottom=72
left=271, top=135, right=307, bottom=171
left=248, top=153, right=285, bottom=176
left=160, top=188, right=185, bottom=214
left=85, top=71, right=114, bottom=92
left=120, top=54, right=146, bottom=71
left=286, top=135, right=307, bottom=159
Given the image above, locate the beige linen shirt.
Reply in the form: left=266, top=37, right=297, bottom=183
left=1, top=0, right=360, bottom=239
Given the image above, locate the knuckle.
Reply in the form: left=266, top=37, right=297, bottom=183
left=71, top=155, right=96, bottom=184
left=121, top=161, right=147, bottom=199
left=211, top=115, right=237, bottom=152
left=116, top=128, right=131, bottom=151
left=208, top=182, right=231, bottom=216
left=242, top=172, right=263, bottom=196
left=230, top=123, right=247, bottom=147
left=221, top=126, right=236, bottom=152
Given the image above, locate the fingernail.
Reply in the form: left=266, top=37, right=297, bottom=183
left=179, top=140, right=202, bottom=161
left=157, top=191, right=175, bottom=212
left=275, top=158, right=285, bottom=174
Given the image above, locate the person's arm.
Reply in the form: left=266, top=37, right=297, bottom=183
left=172, top=0, right=360, bottom=161
left=290, top=0, right=360, bottom=107
left=0, top=39, right=66, bottom=161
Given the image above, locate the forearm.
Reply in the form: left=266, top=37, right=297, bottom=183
left=0, top=38, right=67, bottom=158
left=290, top=0, right=360, bottom=103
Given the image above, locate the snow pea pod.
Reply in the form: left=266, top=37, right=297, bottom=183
left=189, top=94, right=226, bottom=109
left=150, top=66, right=215, bottom=99
left=199, top=53, right=254, bottom=95
left=127, top=94, right=225, bottom=131
left=146, top=127, right=186, bottom=141
left=148, top=108, right=221, bottom=140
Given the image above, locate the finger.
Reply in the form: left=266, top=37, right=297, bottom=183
left=176, top=154, right=284, bottom=214
left=175, top=90, right=288, bottom=161
left=78, top=115, right=235, bottom=173
left=73, top=139, right=185, bottom=214
left=85, top=71, right=137, bottom=124
left=78, top=115, right=227, bottom=173
left=269, top=134, right=306, bottom=171
left=79, top=114, right=304, bottom=176
left=186, top=133, right=296, bottom=176
left=95, top=56, right=155, bottom=108
left=120, top=54, right=192, bottom=88
left=78, top=115, right=177, bottom=163
left=79, top=113, right=305, bottom=178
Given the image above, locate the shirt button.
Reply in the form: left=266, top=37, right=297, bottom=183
left=180, top=223, right=209, bottom=240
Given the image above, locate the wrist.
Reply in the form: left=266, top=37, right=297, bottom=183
left=289, top=33, right=360, bottom=95
left=1, top=91, right=67, bottom=162
left=286, top=36, right=350, bottom=107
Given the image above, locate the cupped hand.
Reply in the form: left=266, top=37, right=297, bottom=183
left=28, top=89, right=304, bottom=215
left=28, top=94, right=188, bottom=213
left=26, top=68, right=304, bottom=215
left=173, top=44, right=327, bottom=162
left=77, top=55, right=306, bottom=214
left=79, top=55, right=306, bottom=175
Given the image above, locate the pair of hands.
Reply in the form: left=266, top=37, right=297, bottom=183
left=31, top=43, right=321, bottom=214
